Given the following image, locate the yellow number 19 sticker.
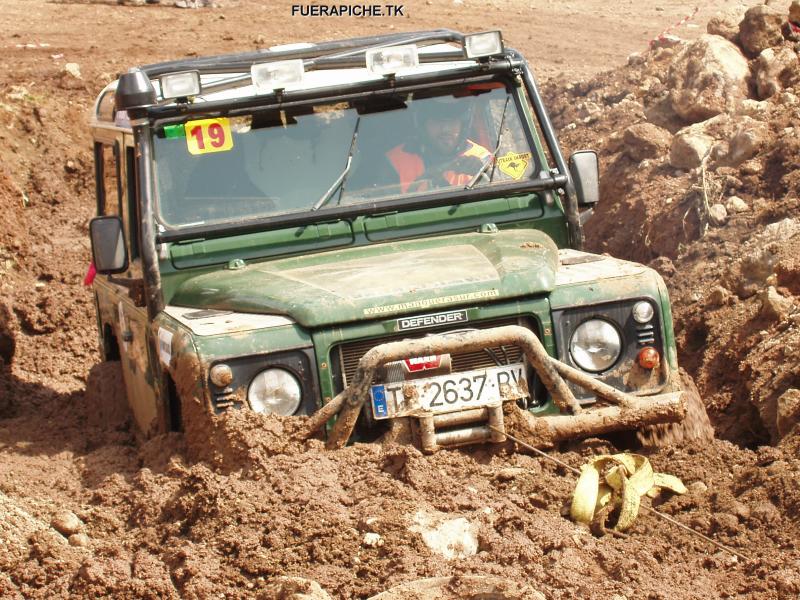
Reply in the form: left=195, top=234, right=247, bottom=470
left=185, top=118, right=234, bottom=155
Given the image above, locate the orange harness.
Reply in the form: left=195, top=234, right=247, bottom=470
left=386, top=140, right=491, bottom=193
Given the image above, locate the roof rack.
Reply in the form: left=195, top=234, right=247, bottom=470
left=140, top=29, right=470, bottom=77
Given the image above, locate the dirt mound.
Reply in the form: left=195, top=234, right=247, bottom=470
left=543, top=2, right=800, bottom=447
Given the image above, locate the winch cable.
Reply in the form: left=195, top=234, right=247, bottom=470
left=488, top=426, right=752, bottom=562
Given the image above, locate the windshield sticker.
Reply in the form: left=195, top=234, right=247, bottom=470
left=497, top=151, right=531, bottom=180
left=364, top=290, right=500, bottom=316
left=185, top=118, right=234, bottom=155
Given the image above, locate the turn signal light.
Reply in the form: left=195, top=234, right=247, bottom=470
left=637, top=347, right=660, bottom=370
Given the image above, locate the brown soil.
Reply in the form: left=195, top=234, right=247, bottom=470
left=2, top=1, right=799, bottom=598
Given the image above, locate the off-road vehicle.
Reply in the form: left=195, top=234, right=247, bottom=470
left=88, top=30, right=688, bottom=451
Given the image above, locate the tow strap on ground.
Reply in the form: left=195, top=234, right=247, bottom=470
left=570, top=453, right=687, bottom=532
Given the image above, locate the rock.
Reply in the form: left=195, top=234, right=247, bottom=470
left=792, top=0, right=800, bottom=24
left=63, top=62, right=81, bottom=79
left=707, top=285, right=730, bottom=307
left=494, top=467, right=527, bottom=481
left=409, top=511, right=478, bottom=560
left=737, top=244, right=779, bottom=298
left=668, top=114, right=736, bottom=169
left=669, top=128, right=715, bottom=168
left=622, top=123, right=672, bottom=161
left=722, top=119, right=770, bottom=167
left=362, top=532, right=383, bottom=547
left=735, top=99, right=770, bottom=120
left=51, top=510, right=83, bottom=536
left=68, top=533, right=90, bottom=547
left=777, top=389, right=800, bottom=439
left=259, top=576, right=332, bottom=600
left=687, top=481, right=708, bottom=494
left=739, top=5, right=785, bottom=56
left=707, top=15, right=739, bottom=43
left=759, top=285, right=793, bottom=320
left=709, top=203, right=728, bottom=226
left=755, top=46, right=800, bottom=99
left=668, top=35, right=749, bottom=123
left=726, top=196, right=749, bottom=213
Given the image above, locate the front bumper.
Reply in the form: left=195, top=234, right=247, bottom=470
left=303, top=325, right=685, bottom=451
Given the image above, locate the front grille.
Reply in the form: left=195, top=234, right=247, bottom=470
left=334, top=317, right=533, bottom=389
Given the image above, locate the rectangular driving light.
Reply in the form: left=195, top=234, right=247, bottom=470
left=159, top=71, right=201, bottom=100
left=365, top=44, right=419, bottom=75
left=251, top=59, right=305, bottom=93
left=465, top=31, right=504, bottom=58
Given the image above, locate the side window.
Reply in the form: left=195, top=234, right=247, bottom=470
left=95, top=142, right=122, bottom=216
left=125, top=147, right=140, bottom=260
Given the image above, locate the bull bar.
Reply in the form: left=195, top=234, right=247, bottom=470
left=302, top=325, right=686, bottom=451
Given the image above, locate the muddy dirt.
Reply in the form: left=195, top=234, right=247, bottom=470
left=1, top=0, right=799, bottom=598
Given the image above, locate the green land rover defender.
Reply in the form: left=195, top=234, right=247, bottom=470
left=88, top=30, right=687, bottom=451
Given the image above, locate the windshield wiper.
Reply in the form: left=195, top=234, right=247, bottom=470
left=312, top=116, right=361, bottom=211
left=464, top=95, right=511, bottom=190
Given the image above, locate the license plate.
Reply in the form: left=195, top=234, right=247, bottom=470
left=369, top=363, right=527, bottom=420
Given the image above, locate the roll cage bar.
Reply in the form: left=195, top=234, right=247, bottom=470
left=111, top=29, right=582, bottom=317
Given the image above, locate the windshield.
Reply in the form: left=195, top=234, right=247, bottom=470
left=152, top=83, right=543, bottom=229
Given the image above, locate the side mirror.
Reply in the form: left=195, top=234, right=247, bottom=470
left=569, top=150, right=600, bottom=208
left=90, top=216, right=128, bottom=274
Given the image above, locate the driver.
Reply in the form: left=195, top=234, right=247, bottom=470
left=385, top=96, right=491, bottom=193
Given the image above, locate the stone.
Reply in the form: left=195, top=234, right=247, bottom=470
left=755, top=46, right=800, bottom=99
left=707, top=285, right=730, bottom=307
left=260, top=576, right=332, bottom=600
left=63, top=63, right=81, bottom=79
left=51, top=510, right=82, bottom=536
left=792, top=0, right=800, bottom=24
left=737, top=245, right=779, bottom=298
left=709, top=203, right=728, bottom=226
left=739, top=5, right=785, bottom=56
left=777, top=388, right=800, bottom=438
left=726, top=196, right=749, bottom=213
left=409, top=511, right=478, bottom=560
left=687, top=481, right=708, bottom=494
left=735, top=99, right=770, bottom=120
left=759, top=285, right=793, bottom=320
left=669, top=128, right=715, bottom=169
left=68, top=533, right=90, bottom=547
left=494, top=467, right=528, bottom=481
left=707, top=15, right=739, bottom=43
left=668, top=35, right=749, bottom=123
left=362, top=532, right=383, bottom=547
left=622, top=123, right=672, bottom=161
left=722, top=119, right=770, bottom=167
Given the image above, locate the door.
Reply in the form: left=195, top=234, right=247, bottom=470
left=93, top=135, right=162, bottom=435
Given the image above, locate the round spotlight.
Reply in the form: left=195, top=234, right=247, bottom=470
left=209, top=363, right=233, bottom=387
left=632, top=301, right=654, bottom=324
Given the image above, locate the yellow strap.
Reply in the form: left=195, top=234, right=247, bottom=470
left=570, top=453, right=685, bottom=532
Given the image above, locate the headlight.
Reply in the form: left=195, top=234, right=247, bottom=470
left=569, top=319, right=622, bottom=372
left=247, top=368, right=302, bottom=416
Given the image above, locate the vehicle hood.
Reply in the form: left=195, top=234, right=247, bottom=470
left=170, top=229, right=559, bottom=328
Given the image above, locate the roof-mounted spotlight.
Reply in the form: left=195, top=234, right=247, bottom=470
left=465, top=31, right=504, bottom=59
left=251, top=59, right=305, bottom=93
left=365, top=44, right=419, bottom=75
left=159, top=70, right=201, bottom=101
